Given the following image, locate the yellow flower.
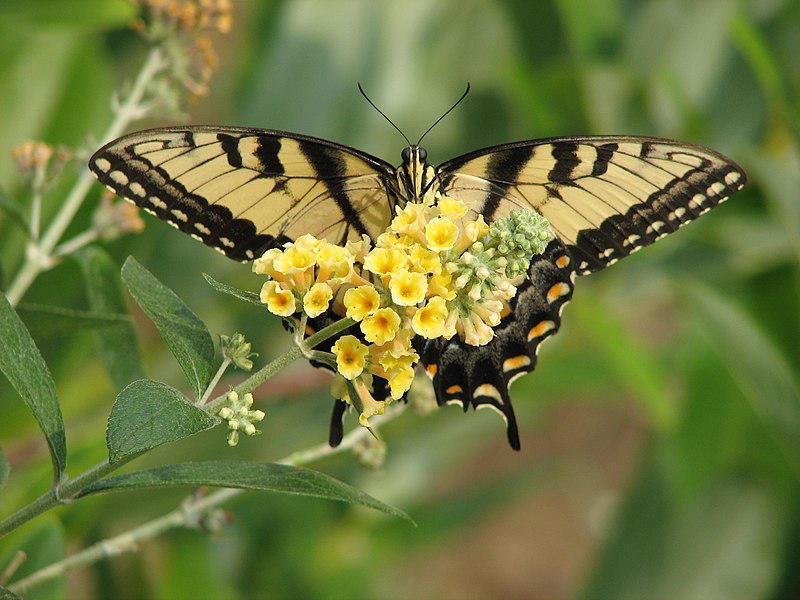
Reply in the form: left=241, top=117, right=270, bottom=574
left=388, top=366, right=415, bottom=399
left=331, top=335, right=368, bottom=380
left=425, top=216, right=459, bottom=252
left=252, top=248, right=282, bottom=277
left=410, top=245, right=441, bottom=275
left=345, top=234, right=372, bottom=262
left=260, top=281, right=296, bottom=317
left=389, top=271, right=428, bottom=306
left=373, top=330, right=419, bottom=376
left=361, top=307, right=401, bottom=345
left=411, top=296, right=448, bottom=339
left=316, top=242, right=354, bottom=281
left=302, top=282, right=333, bottom=317
left=428, top=272, right=457, bottom=301
left=272, top=244, right=315, bottom=289
left=355, top=379, right=385, bottom=427
left=436, top=195, right=468, bottom=218
left=344, top=285, right=381, bottom=321
left=363, top=246, right=408, bottom=276
left=390, top=202, right=426, bottom=237
left=273, top=244, right=315, bottom=273
left=460, top=312, right=495, bottom=346
left=330, top=374, right=385, bottom=427
left=463, top=215, right=490, bottom=244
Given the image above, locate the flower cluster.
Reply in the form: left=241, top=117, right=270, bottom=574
left=218, top=390, right=265, bottom=446
left=253, top=192, right=552, bottom=429
left=134, top=0, right=233, bottom=99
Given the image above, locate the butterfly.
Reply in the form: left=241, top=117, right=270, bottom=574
left=90, top=126, right=746, bottom=449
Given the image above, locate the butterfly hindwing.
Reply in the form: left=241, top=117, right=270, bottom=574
left=90, top=126, right=399, bottom=261
left=419, top=239, right=575, bottom=449
left=438, top=136, right=746, bottom=275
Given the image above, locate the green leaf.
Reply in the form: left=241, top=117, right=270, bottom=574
left=106, top=379, right=219, bottom=464
left=121, top=257, right=215, bottom=399
left=16, top=303, right=129, bottom=337
left=78, top=461, right=414, bottom=523
left=203, top=273, right=262, bottom=306
left=0, top=447, right=9, bottom=490
left=76, top=247, right=146, bottom=389
left=685, top=284, right=800, bottom=471
left=0, top=293, right=66, bottom=482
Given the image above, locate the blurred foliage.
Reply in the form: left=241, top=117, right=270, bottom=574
left=1, top=0, right=799, bottom=598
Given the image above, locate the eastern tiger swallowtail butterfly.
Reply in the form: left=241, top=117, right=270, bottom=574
left=90, top=126, right=745, bottom=449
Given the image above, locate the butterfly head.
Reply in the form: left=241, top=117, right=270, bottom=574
left=397, top=145, right=436, bottom=202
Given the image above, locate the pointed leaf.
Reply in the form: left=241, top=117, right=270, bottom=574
left=76, top=247, right=145, bottom=388
left=78, top=461, right=413, bottom=523
left=0, top=447, right=9, bottom=489
left=203, top=273, right=262, bottom=306
left=685, top=284, right=800, bottom=469
left=107, top=379, right=219, bottom=463
left=121, top=257, right=214, bottom=399
left=0, top=293, right=66, bottom=482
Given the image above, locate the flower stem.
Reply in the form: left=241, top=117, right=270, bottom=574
left=6, top=404, right=405, bottom=596
left=5, top=47, right=167, bottom=307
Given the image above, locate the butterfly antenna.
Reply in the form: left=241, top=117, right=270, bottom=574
left=358, top=83, right=412, bottom=146
left=416, top=83, right=470, bottom=146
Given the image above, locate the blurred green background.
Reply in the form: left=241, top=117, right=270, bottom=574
left=1, top=0, right=799, bottom=598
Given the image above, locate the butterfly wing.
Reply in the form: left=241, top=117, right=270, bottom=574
left=437, top=136, right=746, bottom=274
left=89, top=126, right=399, bottom=261
left=421, top=137, right=745, bottom=447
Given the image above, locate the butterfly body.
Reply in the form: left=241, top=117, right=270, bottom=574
left=90, top=127, right=745, bottom=448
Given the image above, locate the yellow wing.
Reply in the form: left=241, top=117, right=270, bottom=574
left=437, top=136, right=746, bottom=275
left=90, top=127, right=399, bottom=261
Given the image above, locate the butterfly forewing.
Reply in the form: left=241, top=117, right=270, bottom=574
left=437, top=136, right=746, bottom=275
left=90, top=126, right=399, bottom=261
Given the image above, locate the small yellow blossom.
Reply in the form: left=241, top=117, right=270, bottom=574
left=363, top=246, right=408, bottom=276
left=425, top=216, right=459, bottom=252
left=390, top=202, right=426, bottom=237
left=330, top=373, right=386, bottom=427
left=390, top=271, right=428, bottom=306
left=260, top=281, right=296, bottom=317
left=344, top=285, right=382, bottom=321
left=436, top=195, right=469, bottom=218
left=252, top=248, right=282, bottom=276
left=361, top=307, right=401, bottom=345
left=303, top=282, right=333, bottom=318
left=331, top=335, right=369, bottom=380
left=273, top=244, right=315, bottom=273
left=388, top=366, right=415, bottom=399
left=293, top=233, right=321, bottom=251
left=316, top=242, right=354, bottom=281
left=460, top=312, right=496, bottom=346
left=410, top=245, right=441, bottom=275
left=412, top=296, right=448, bottom=339
left=463, top=216, right=490, bottom=244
